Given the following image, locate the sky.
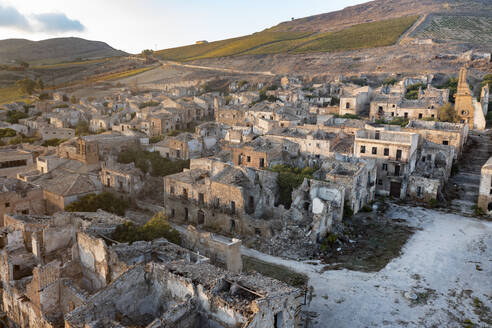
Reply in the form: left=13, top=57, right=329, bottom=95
left=0, top=0, right=367, bottom=54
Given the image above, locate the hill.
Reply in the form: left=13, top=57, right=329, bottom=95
left=155, top=0, right=491, bottom=62
left=0, top=37, right=128, bottom=65
left=270, top=0, right=491, bottom=33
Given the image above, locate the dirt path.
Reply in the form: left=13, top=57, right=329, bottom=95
left=161, top=60, right=275, bottom=76
left=398, top=14, right=428, bottom=45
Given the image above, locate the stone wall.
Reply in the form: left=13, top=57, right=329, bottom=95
left=76, top=232, right=109, bottom=291
left=182, top=225, right=242, bottom=273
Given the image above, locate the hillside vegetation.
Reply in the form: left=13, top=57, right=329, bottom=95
left=0, top=37, right=127, bottom=65
left=413, top=15, right=492, bottom=44
left=156, top=16, right=419, bottom=61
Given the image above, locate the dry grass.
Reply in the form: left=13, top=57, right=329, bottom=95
left=0, top=86, right=28, bottom=105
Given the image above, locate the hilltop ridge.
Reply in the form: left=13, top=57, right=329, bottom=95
left=0, top=37, right=127, bottom=65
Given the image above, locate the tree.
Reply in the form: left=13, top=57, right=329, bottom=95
left=438, top=77, right=458, bottom=103
left=482, top=74, right=492, bottom=89
left=15, top=78, right=37, bottom=95
left=65, top=192, right=130, bottom=216
left=37, top=78, right=44, bottom=90
left=70, top=96, right=78, bottom=104
left=75, top=121, right=90, bottom=136
left=141, top=49, right=154, bottom=58
left=438, top=103, right=457, bottom=123
left=111, top=212, right=181, bottom=245
left=269, top=165, right=317, bottom=209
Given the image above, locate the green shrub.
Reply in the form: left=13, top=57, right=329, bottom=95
left=8, top=134, right=40, bottom=145
left=0, top=128, right=17, bottom=138
left=438, top=77, right=458, bottom=103
left=405, top=83, right=427, bottom=100
left=149, top=135, right=164, bottom=144
left=383, top=78, right=397, bottom=86
left=117, top=149, right=189, bottom=177
left=6, top=110, right=29, bottom=124
left=343, top=204, right=354, bottom=219
left=66, top=192, right=130, bottom=216
left=111, top=212, right=181, bottom=245
left=75, top=121, right=90, bottom=136
left=139, top=101, right=160, bottom=109
left=41, top=138, right=66, bottom=147
left=472, top=205, right=485, bottom=217
left=38, top=93, right=51, bottom=100
left=438, top=103, right=457, bottom=123
left=361, top=205, right=373, bottom=213
left=268, top=165, right=317, bottom=209
left=335, top=113, right=360, bottom=119
left=427, top=199, right=438, bottom=208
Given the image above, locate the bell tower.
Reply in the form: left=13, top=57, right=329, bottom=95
left=455, top=67, right=475, bottom=129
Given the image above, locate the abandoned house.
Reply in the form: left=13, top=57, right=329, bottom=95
left=354, top=129, right=419, bottom=198
left=315, top=154, right=377, bottom=214
left=339, top=86, right=372, bottom=116
left=29, top=171, right=102, bottom=214
left=404, top=120, right=468, bottom=159
left=228, top=136, right=300, bottom=170
left=215, top=106, right=248, bottom=127
left=154, top=132, right=209, bottom=160
left=0, top=149, right=35, bottom=178
left=0, top=210, right=300, bottom=328
left=57, top=138, right=99, bottom=165
left=164, top=158, right=345, bottom=244
left=0, top=178, right=45, bottom=222
left=407, top=140, right=455, bottom=201
left=99, top=160, right=145, bottom=195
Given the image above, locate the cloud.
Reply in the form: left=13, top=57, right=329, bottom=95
left=0, top=4, right=31, bottom=31
left=33, top=13, right=85, bottom=33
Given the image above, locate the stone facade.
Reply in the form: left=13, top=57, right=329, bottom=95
left=404, top=120, right=468, bottom=159
left=99, top=161, right=145, bottom=195
left=0, top=178, right=45, bottom=224
left=57, top=138, right=99, bottom=165
left=354, top=129, right=419, bottom=198
left=39, top=127, right=75, bottom=141
left=0, top=210, right=300, bottom=328
left=317, top=155, right=377, bottom=214
left=0, top=149, right=35, bottom=178
left=478, top=157, right=492, bottom=213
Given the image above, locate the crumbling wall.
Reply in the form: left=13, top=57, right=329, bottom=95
left=182, top=225, right=242, bottom=273
left=76, top=232, right=109, bottom=291
left=407, top=175, right=439, bottom=201
left=248, top=293, right=300, bottom=328
left=291, top=179, right=345, bottom=241
left=43, top=225, right=75, bottom=254
left=26, top=261, right=61, bottom=314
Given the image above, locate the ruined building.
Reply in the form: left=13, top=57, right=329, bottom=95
left=404, top=120, right=468, bottom=159
left=57, top=137, right=99, bottom=165
left=0, top=211, right=300, bottom=328
left=164, top=158, right=344, bottom=243
left=407, top=140, right=454, bottom=201
left=228, top=136, right=301, bottom=170
left=0, top=178, right=45, bottom=221
left=354, top=129, right=419, bottom=198
left=315, top=155, right=377, bottom=214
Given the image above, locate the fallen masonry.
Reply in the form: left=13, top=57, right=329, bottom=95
left=0, top=210, right=301, bottom=328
